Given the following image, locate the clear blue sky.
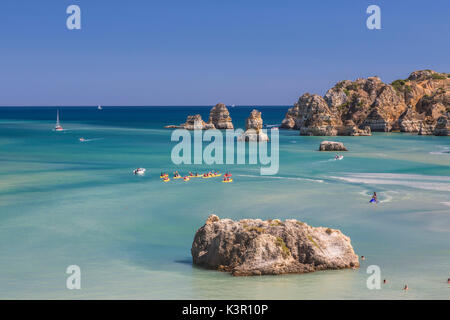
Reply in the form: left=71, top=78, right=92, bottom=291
left=0, top=0, right=448, bottom=106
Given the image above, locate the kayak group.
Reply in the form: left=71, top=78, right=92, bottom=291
left=160, top=171, right=233, bottom=183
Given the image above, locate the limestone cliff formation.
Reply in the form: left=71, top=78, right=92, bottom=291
left=191, top=215, right=359, bottom=276
left=238, top=109, right=269, bottom=142
left=281, top=70, right=449, bottom=136
left=207, top=103, right=234, bottom=129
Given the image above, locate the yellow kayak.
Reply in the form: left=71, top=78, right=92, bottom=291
left=184, top=177, right=190, bottom=181
left=163, top=178, right=170, bottom=182
left=173, top=176, right=183, bottom=179
left=222, top=179, right=233, bottom=183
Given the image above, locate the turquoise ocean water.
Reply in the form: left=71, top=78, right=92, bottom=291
left=0, top=106, right=449, bottom=299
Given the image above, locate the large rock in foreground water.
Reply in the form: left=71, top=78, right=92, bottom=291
left=319, top=141, right=348, bottom=151
left=191, top=215, right=359, bottom=276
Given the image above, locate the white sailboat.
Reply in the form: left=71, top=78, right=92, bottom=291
left=54, top=109, right=63, bottom=131
left=98, top=105, right=103, bottom=110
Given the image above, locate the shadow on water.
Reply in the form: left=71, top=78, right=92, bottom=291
left=174, top=258, right=193, bottom=265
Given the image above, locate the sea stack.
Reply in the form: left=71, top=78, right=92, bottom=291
left=207, top=103, right=234, bottom=129
left=191, top=215, right=359, bottom=276
left=238, top=109, right=269, bottom=142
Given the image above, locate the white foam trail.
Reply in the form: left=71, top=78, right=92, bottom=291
left=237, top=174, right=324, bottom=183
left=379, top=193, right=393, bottom=203
left=316, top=159, right=337, bottom=163
left=80, top=138, right=104, bottom=142
left=430, top=145, right=450, bottom=155
left=440, top=202, right=450, bottom=207
left=347, top=173, right=450, bottom=182
left=331, top=173, right=450, bottom=192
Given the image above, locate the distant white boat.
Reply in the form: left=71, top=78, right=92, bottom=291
left=98, top=105, right=103, bottom=110
left=231, top=104, right=235, bottom=108
left=54, top=109, right=63, bottom=131
left=133, top=168, right=146, bottom=175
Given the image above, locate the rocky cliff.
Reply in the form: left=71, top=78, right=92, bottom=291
left=191, top=215, right=359, bottom=276
left=281, top=70, right=449, bottom=136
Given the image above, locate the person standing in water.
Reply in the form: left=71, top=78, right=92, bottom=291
left=370, top=192, right=378, bottom=203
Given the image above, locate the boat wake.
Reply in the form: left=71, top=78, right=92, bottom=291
left=430, top=145, right=450, bottom=155
left=79, top=138, right=103, bottom=142
left=315, top=157, right=343, bottom=163
left=331, top=173, right=450, bottom=192
left=237, top=174, right=324, bottom=183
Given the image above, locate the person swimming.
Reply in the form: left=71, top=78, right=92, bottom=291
left=383, top=279, right=387, bottom=284
left=370, top=192, right=378, bottom=203
left=403, top=285, right=409, bottom=290
left=361, top=255, right=365, bottom=260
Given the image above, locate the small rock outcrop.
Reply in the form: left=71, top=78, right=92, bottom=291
left=281, top=70, right=449, bottom=136
left=434, top=115, right=449, bottom=136
left=164, top=114, right=216, bottom=130
left=185, top=114, right=216, bottom=130
left=319, top=141, right=348, bottom=151
left=191, top=215, right=359, bottom=276
left=207, top=103, right=234, bottom=129
left=238, top=109, right=269, bottom=142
